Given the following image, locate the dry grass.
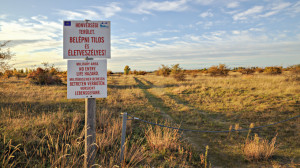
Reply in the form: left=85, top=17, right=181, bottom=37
left=145, top=125, right=180, bottom=151
left=243, top=134, right=278, bottom=161
left=1, top=72, right=299, bottom=167
left=135, top=73, right=299, bottom=167
left=0, top=76, right=202, bottom=167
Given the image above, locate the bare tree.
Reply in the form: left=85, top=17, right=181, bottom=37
left=0, top=41, right=14, bottom=72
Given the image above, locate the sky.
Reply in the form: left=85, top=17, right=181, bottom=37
left=0, top=0, right=300, bottom=72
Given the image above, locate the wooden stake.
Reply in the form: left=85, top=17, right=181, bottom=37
left=120, top=112, right=127, bottom=163
left=85, top=98, right=96, bottom=168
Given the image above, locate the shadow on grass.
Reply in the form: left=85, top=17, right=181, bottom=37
left=133, top=77, right=176, bottom=122
left=108, top=84, right=139, bottom=89
left=133, top=77, right=165, bottom=108
left=134, top=77, right=251, bottom=167
left=0, top=101, right=85, bottom=117
left=165, top=92, right=229, bottom=125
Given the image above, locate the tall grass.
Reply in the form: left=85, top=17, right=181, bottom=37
left=243, top=134, right=278, bottom=161
left=145, top=125, right=180, bottom=151
left=1, top=72, right=298, bottom=167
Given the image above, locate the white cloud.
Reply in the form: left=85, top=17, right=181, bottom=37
left=132, top=0, right=188, bottom=14
left=57, top=2, right=122, bottom=20
left=196, top=21, right=214, bottom=29
left=292, top=1, right=300, bottom=13
left=227, top=2, right=239, bottom=8
left=31, top=15, right=48, bottom=21
left=194, top=0, right=214, bottom=5
left=233, top=6, right=264, bottom=20
left=200, top=11, right=214, bottom=18
left=232, top=30, right=240, bottom=35
left=0, top=15, right=63, bottom=69
left=93, top=2, right=122, bottom=18
left=139, top=29, right=179, bottom=36
left=0, top=14, right=8, bottom=19
left=57, top=10, right=101, bottom=20
left=271, top=2, right=291, bottom=11
left=110, top=33, right=300, bottom=71
left=158, top=37, right=179, bottom=41
left=285, top=1, right=300, bottom=16
left=259, top=2, right=291, bottom=18
left=0, top=18, right=61, bottom=41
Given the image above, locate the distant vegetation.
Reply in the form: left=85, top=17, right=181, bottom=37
left=155, top=64, right=185, bottom=81
left=208, top=64, right=229, bottom=76
left=0, top=62, right=299, bottom=167
left=1, top=63, right=300, bottom=84
left=124, top=65, right=131, bottom=75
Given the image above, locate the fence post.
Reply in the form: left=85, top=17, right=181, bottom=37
left=120, top=112, right=127, bottom=163
left=85, top=98, right=96, bottom=168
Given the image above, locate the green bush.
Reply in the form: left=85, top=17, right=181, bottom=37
left=208, top=64, right=229, bottom=76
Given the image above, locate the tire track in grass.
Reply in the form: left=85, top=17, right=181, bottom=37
left=133, top=77, right=203, bottom=151
left=137, top=77, right=247, bottom=167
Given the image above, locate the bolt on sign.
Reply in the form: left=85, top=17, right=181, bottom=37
left=67, top=60, right=107, bottom=99
left=63, top=20, right=111, bottom=59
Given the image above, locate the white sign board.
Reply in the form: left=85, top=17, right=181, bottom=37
left=67, top=60, right=107, bottom=99
left=63, top=20, right=111, bottom=59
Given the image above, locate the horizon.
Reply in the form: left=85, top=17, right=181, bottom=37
left=1, top=0, right=300, bottom=72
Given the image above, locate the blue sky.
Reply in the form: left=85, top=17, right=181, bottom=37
left=0, top=0, right=300, bottom=71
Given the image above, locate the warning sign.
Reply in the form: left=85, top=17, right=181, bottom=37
left=67, top=60, right=107, bottom=99
left=63, top=20, right=111, bottom=59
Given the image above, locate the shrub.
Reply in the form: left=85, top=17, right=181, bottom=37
left=141, top=71, right=147, bottom=75
left=157, top=64, right=171, bottom=77
left=3, top=70, right=13, bottom=79
left=107, top=70, right=113, bottom=76
left=264, top=66, right=282, bottom=75
left=137, top=71, right=147, bottom=75
left=289, top=64, right=300, bottom=74
left=243, top=134, right=277, bottom=161
left=185, top=70, right=199, bottom=78
left=238, top=68, right=255, bottom=75
left=191, top=71, right=198, bottom=78
left=201, top=68, right=208, bottom=74
left=208, top=64, right=229, bottom=76
left=13, top=68, right=22, bottom=79
left=27, top=67, right=62, bottom=85
left=171, top=64, right=185, bottom=81
left=255, top=67, right=264, bottom=73
left=124, top=65, right=131, bottom=75
left=57, top=71, right=67, bottom=82
left=132, top=70, right=147, bottom=75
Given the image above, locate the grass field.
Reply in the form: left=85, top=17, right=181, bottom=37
left=0, top=72, right=299, bottom=167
